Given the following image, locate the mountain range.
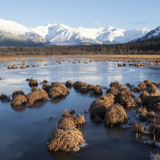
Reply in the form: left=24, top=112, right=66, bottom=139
left=0, top=18, right=159, bottom=47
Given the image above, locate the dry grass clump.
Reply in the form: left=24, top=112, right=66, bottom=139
left=87, top=84, right=102, bottom=96
left=142, top=95, right=160, bottom=109
left=43, top=79, right=48, bottom=83
left=107, top=82, right=128, bottom=96
left=132, top=80, right=160, bottom=93
left=31, top=86, right=40, bottom=92
left=42, top=83, right=51, bottom=93
left=118, top=63, right=126, bottom=67
left=26, top=78, right=33, bottom=81
left=61, top=109, right=86, bottom=126
left=89, top=93, right=115, bottom=120
left=65, top=80, right=74, bottom=88
left=106, top=87, right=119, bottom=96
left=51, top=81, right=65, bottom=88
left=118, top=63, right=123, bottom=67
left=149, top=122, right=160, bottom=138
left=12, top=90, right=25, bottom=98
left=110, top=81, right=121, bottom=87
left=129, top=63, right=147, bottom=67
left=0, top=93, right=10, bottom=102
left=62, top=109, right=73, bottom=118
left=29, top=79, right=38, bottom=87
left=73, top=81, right=102, bottom=96
left=147, top=111, right=157, bottom=120
left=150, top=62, right=156, bottom=66
left=87, top=84, right=95, bottom=91
left=47, top=108, right=85, bottom=152
left=12, top=64, right=18, bottom=69
left=73, top=115, right=86, bottom=125
left=58, top=118, right=75, bottom=130
left=126, top=83, right=132, bottom=88
left=131, top=122, right=145, bottom=134
left=139, top=91, right=149, bottom=101
left=136, top=107, right=148, bottom=115
left=99, top=93, right=115, bottom=105
left=132, top=82, right=147, bottom=92
left=7, top=64, right=18, bottom=69
left=19, top=65, right=26, bottom=69
left=147, top=84, right=160, bottom=96
left=136, top=107, right=157, bottom=122
left=73, top=81, right=87, bottom=90
left=7, top=65, right=12, bottom=69
left=79, top=86, right=88, bottom=94
left=11, top=94, right=27, bottom=106
left=92, top=86, right=102, bottom=96
left=47, top=128, right=84, bottom=152
left=104, top=104, right=128, bottom=127
left=144, top=80, right=159, bottom=86
left=49, top=86, right=69, bottom=99
left=115, top=90, right=136, bottom=108
left=27, top=89, right=48, bottom=106
left=89, top=99, right=111, bottom=120
left=153, top=102, right=160, bottom=110
left=135, top=98, right=141, bottom=105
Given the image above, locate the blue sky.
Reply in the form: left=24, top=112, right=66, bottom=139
left=0, top=0, right=159, bottom=29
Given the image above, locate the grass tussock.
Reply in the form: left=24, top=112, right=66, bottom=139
left=11, top=94, right=27, bottom=106
left=27, top=89, right=48, bottom=106
left=104, top=104, right=128, bottom=127
left=28, top=79, right=38, bottom=87
left=65, top=80, right=74, bottom=88
left=131, top=122, right=145, bottom=134
left=115, top=90, right=135, bottom=108
left=73, top=115, right=86, bottom=125
left=49, top=86, right=69, bottom=99
left=58, top=118, right=75, bottom=130
left=62, top=109, right=73, bottom=118
left=0, top=93, right=10, bottom=102
left=47, top=128, right=84, bottom=152
left=12, top=90, right=25, bottom=98
left=73, top=81, right=87, bottom=90
left=89, top=93, right=115, bottom=121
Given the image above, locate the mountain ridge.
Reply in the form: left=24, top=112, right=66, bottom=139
left=137, top=26, right=160, bottom=42
left=0, top=18, right=156, bottom=47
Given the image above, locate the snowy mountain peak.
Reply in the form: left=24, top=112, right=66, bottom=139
left=137, top=26, right=160, bottom=41
left=0, top=18, right=29, bottom=35
left=152, top=26, right=160, bottom=37
left=0, top=18, right=153, bottom=46
left=107, top=26, right=115, bottom=31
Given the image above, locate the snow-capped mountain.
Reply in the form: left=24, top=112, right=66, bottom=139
left=0, top=18, right=47, bottom=46
left=32, top=24, right=149, bottom=45
left=0, top=18, right=151, bottom=46
left=137, top=26, right=160, bottom=41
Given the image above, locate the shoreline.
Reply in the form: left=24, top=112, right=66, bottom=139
left=0, top=54, right=160, bottom=62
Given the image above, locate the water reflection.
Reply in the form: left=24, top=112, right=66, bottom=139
left=27, top=100, right=48, bottom=109
left=49, top=151, right=78, bottom=160
left=11, top=104, right=26, bottom=112
left=11, top=100, right=48, bottom=112
left=104, top=127, right=126, bottom=137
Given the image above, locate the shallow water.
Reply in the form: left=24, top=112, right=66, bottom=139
left=0, top=58, right=160, bottom=160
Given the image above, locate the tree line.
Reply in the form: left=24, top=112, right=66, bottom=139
left=0, top=41, right=160, bottom=56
